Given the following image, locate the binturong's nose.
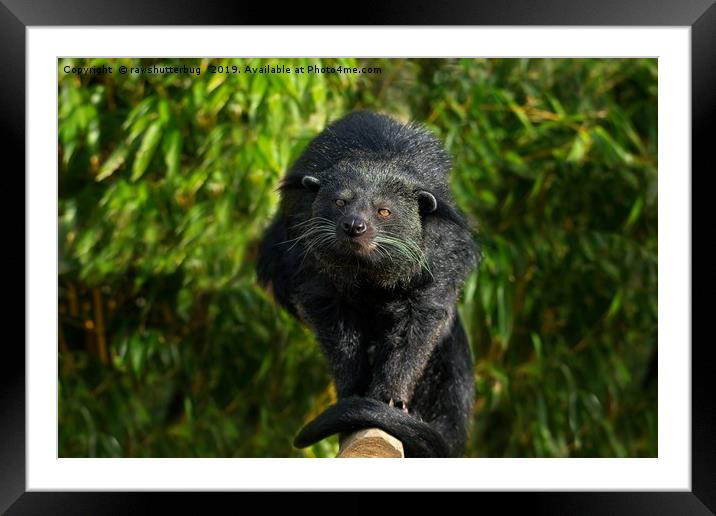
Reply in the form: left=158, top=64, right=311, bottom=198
left=341, top=216, right=367, bottom=237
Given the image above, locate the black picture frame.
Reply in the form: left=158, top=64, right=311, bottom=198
left=3, top=0, right=712, bottom=513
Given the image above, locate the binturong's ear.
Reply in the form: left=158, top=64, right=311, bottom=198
left=278, top=174, right=321, bottom=192
left=301, top=175, right=321, bottom=191
left=417, top=190, right=438, bottom=214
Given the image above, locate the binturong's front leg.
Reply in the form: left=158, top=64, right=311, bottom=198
left=318, top=320, right=371, bottom=399
left=300, top=298, right=370, bottom=399
left=367, top=286, right=457, bottom=411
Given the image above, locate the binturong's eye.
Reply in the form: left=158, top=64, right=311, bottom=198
left=335, top=199, right=346, bottom=208
left=377, top=208, right=391, bottom=218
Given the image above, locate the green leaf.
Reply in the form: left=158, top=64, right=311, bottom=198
left=131, top=121, right=163, bottom=181
left=624, top=197, right=644, bottom=229
left=129, top=335, right=145, bottom=375
left=592, top=126, right=635, bottom=165
left=496, top=283, right=513, bottom=348
left=567, top=127, right=592, bottom=163
left=162, top=128, right=182, bottom=177
left=122, top=97, right=155, bottom=131
left=606, top=290, right=623, bottom=320
left=96, top=143, right=130, bottom=181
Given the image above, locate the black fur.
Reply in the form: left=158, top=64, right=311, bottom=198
left=257, top=111, right=479, bottom=457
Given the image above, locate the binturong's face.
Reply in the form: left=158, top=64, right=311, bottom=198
left=292, top=166, right=438, bottom=285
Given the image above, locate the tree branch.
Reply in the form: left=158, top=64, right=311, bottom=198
left=337, top=428, right=404, bottom=458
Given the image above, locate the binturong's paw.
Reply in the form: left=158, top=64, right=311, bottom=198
left=367, top=384, right=409, bottom=413
left=388, top=398, right=409, bottom=413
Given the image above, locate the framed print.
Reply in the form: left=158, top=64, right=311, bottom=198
left=2, top=0, right=713, bottom=513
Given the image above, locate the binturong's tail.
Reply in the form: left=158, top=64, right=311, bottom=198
left=293, top=397, right=450, bottom=457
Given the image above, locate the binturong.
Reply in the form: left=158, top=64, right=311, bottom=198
left=257, top=111, right=480, bottom=457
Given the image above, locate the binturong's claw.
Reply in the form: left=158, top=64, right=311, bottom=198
left=386, top=398, right=409, bottom=413
left=394, top=400, right=409, bottom=413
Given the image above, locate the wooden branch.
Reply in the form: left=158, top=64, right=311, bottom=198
left=337, top=428, right=404, bottom=458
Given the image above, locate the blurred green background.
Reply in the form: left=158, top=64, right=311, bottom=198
left=58, top=58, right=657, bottom=458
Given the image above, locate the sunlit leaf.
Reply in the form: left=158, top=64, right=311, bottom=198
left=96, top=142, right=130, bottom=181
left=131, top=120, right=163, bottom=181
